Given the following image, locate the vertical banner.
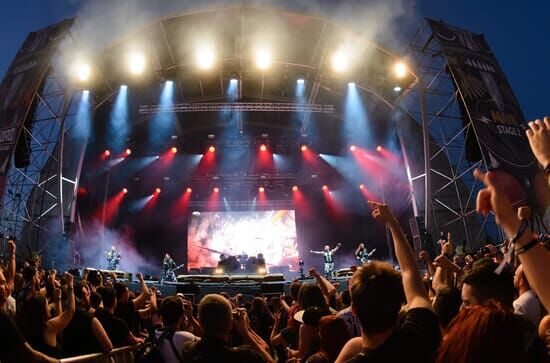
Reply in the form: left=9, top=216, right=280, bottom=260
left=427, top=19, right=545, bottom=208
left=0, top=18, right=74, bottom=202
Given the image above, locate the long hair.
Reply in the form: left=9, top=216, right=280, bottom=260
left=297, top=283, right=328, bottom=311
left=19, top=293, right=48, bottom=346
left=436, top=300, right=529, bottom=363
left=318, top=315, right=350, bottom=362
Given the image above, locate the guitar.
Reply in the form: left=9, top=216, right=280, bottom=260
left=168, top=264, right=185, bottom=273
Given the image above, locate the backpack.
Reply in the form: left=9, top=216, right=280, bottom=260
left=135, top=328, right=182, bottom=363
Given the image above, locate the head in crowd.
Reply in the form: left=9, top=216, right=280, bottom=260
left=290, top=281, right=301, bottom=302
left=159, top=296, right=184, bottom=327
left=298, top=283, right=328, bottom=311
left=113, top=282, right=129, bottom=303
left=436, top=301, right=529, bottom=363
left=461, top=258, right=515, bottom=309
left=90, top=291, right=102, bottom=310
left=74, top=280, right=91, bottom=308
left=350, top=261, right=405, bottom=335
left=250, top=296, right=269, bottom=314
left=19, top=294, right=48, bottom=345
left=513, top=264, right=531, bottom=293
left=318, top=315, right=351, bottom=362
left=340, top=289, right=351, bottom=308
left=198, top=294, right=233, bottom=337
left=98, top=286, right=117, bottom=310
left=432, top=286, right=462, bottom=330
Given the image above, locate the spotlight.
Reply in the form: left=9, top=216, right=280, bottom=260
left=359, top=184, right=365, bottom=190
left=171, top=147, right=178, bottom=154
left=394, top=62, right=407, bottom=78
left=196, top=48, right=215, bottom=70
left=259, top=187, right=265, bottom=193
left=255, top=49, right=272, bottom=70
left=104, top=149, right=111, bottom=157
left=125, top=148, right=132, bottom=156
left=155, top=188, right=161, bottom=194
left=74, top=62, right=91, bottom=82
left=322, top=185, right=329, bottom=191
left=349, top=145, right=356, bottom=152
left=214, top=268, right=224, bottom=274
left=127, top=52, right=145, bottom=75
left=260, top=144, right=267, bottom=152
left=230, top=78, right=238, bottom=85
left=82, top=90, right=90, bottom=96
left=292, top=186, right=298, bottom=192
left=301, top=145, right=308, bottom=152
left=208, top=146, right=216, bottom=153
left=376, top=146, right=382, bottom=152
left=122, top=188, right=128, bottom=194
left=297, top=78, right=305, bottom=84
left=347, top=82, right=356, bottom=87
left=213, top=187, right=220, bottom=193
left=120, top=85, right=128, bottom=90
left=331, top=51, right=348, bottom=73
left=258, top=267, right=267, bottom=274
left=186, top=187, right=192, bottom=193
left=393, top=86, right=402, bottom=92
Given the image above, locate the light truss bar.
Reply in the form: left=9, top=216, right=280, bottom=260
left=139, top=102, right=335, bottom=114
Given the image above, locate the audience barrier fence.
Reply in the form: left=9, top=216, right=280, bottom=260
left=59, top=346, right=137, bottom=363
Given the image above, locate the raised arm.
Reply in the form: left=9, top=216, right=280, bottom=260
left=6, top=240, right=16, bottom=291
left=310, top=249, right=323, bottom=255
left=474, top=167, right=550, bottom=311
left=91, top=317, right=113, bottom=352
left=369, top=201, right=432, bottom=310
left=47, top=272, right=75, bottom=334
left=331, top=243, right=342, bottom=254
left=309, top=268, right=336, bottom=301
left=354, top=244, right=362, bottom=258
left=131, top=272, right=151, bottom=307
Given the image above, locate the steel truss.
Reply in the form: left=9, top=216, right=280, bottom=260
left=0, top=37, right=88, bottom=268
left=399, top=21, right=501, bottom=250
left=138, top=102, right=335, bottom=114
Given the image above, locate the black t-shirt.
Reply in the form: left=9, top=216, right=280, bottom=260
left=62, top=308, right=102, bottom=357
left=95, top=308, right=130, bottom=348
left=345, top=308, right=441, bottom=363
left=0, top=310, right=26, bottom=363
left=181, top=335, right=266, bottom=363
left=115, top=300, right=136, bottom=333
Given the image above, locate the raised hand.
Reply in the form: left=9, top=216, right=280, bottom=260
left=308, top=267, right=320, bottom=278
left=368, top=201, right=395, bottom=223
left=64, top=272, right=74, bottom=288
left=526, top=117, right=550, bottom=167
left=136, top=272, right=143, bottom=281
left=7, top=240, right=15, bottom=254
left=517, top=206, right=532, bottom=221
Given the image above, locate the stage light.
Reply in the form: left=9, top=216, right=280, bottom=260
left=258, top=267, right=267, bottom=274
left=120, top=85, right=128, bottom=90
left=255, top=49, right=272, bottom=70
left=74, top=62, right=91, bottom=82
left=230, top=78, right=238, bottom=85
left=171, top=147, right=178, bottom=154
left=259, top=187, right=265, bottom=193
left=104, top=149, right=111, bottom=157
left=122, top=188, right=128, bottom=194
left=292, top=186, right=298, bottom=192
left=359, top=184, right=365, bottom=190
left=127, top=52, right=145, bottom=75
left=155, top=188, right=161, bottom=194
left=348, top=82, right=356, bottom=87
left=196, top=48, right=215, bottom=70
left=83, top=90, right=90, bottom=96
left=301, top=145, right=308, bottom=152
left=331, top=51, right=348, bottom=73
left=260, top=144, right=267, bottom=152
left=208, top=146, right=216, bottom=153
left=125, top=148, right=132, bottom=156
left=349, top=145, right=357, bottom=152
left=394, top=86, right=402, bottom=92
left=214, top=268, right=223, bottom=275
left=297, top=78, right=305, bottom=84
left=186, top=187, right=192, bottom=193
left=322, top=185, right=329, bottom=191
left=376, top=145, right=383, bottom=152
left=394, top=62, right=407, bottom=78
left=213, top=187, right=220, bottom=193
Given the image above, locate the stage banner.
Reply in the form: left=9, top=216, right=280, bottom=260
left=0, top=18, right=74, bottom=202
left=427, top=19, right=544, bottom=207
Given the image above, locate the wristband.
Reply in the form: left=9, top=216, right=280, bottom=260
left=515, top=238, right=540, bottom=255
left=511, top=219, right=529, bottom=244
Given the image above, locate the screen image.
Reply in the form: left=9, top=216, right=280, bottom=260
left=187, top=210, right=298, bottom=270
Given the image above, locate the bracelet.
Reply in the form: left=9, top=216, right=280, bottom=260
left=511, top=219, right=529, bottom=244
left=544, top=164, right=550, bottom=177
left=515, top=238, right=540, bottom=255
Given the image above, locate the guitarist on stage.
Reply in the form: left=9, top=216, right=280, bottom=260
left=162, top=253, right=177, bottom=283
left=355, top=243, right=376, bottom=265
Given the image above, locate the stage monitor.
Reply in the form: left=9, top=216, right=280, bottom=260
left=187, top=210, right=298, bottom=270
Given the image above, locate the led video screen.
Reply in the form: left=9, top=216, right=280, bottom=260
left=187, top=210, right=298, bottom=270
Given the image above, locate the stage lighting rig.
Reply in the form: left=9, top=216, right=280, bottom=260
left=127, top=52, right=146, bottom=75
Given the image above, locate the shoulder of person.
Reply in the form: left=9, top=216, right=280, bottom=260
left=230, top=345, right=265, bottom=363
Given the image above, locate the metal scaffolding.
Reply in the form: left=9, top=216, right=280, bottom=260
left=398, top=20, right=501, bottom=250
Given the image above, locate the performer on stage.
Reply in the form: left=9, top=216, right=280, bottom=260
left=310, top=243, right=341, bottom=278
left=105, top=246, right=121, bottom=271
left=162, top=253, right=177, bottom=283
left=355, top=243, right=376, bottom=265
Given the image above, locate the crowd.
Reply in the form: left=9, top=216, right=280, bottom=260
left=1, top=116, right=550, bottom=363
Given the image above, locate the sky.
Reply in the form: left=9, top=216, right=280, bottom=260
left=0, top=0, right=548, bottom=120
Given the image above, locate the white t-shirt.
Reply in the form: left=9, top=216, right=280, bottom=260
left=513, top=289, right=542, bottom=326
left=155, top=330, right=197, bottom=363
left=3, top=296, right=16, bottom=315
